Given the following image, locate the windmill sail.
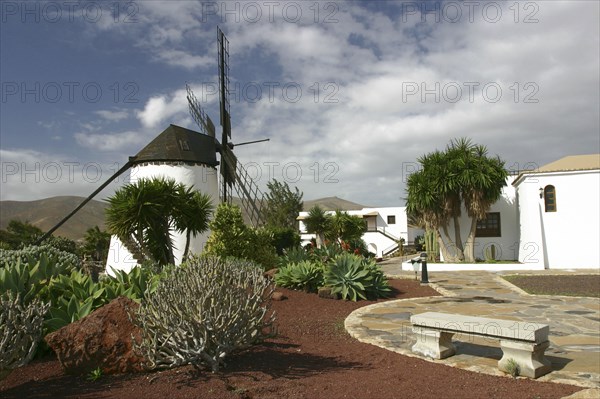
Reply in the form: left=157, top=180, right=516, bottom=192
left=186, top=84, right=215, bottom=138
left=220, top=145, right=265, bottom=227
left=186, top=27, right=266, bottom=228
left=218, top=27, right=231, bottom=140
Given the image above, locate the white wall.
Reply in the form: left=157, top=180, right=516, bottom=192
left=298, top=207, right=411, bottom=257
left=516, top=170, right=600, bottom=269
left=106, top=163, right=219, bottom=275
left=438, top=176, right=519, bottom=261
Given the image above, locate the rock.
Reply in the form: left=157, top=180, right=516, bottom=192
left=45, top=296, right=145, bottom=375
left=318, top=287, right=339, bottom=299
left=561, top=389, right=600, bottom=399
left=271, top=292, right=286, bottom=301
left=264, top=268, right=278, bottom=279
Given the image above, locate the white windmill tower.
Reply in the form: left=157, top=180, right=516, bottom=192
left=38, top=28, right=267, bottom=275
left=104, top=124, right=220, bottom=274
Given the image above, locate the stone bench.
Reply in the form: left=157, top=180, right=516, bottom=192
left=410, top=312, right=552, bottom=378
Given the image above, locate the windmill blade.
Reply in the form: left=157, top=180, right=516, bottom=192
left=186, top=84, right=216, bottom=137
left=218, top=27, right=231, bottom=140
left=219, top=145, right=265, bottom=227
left=220, top=145, right=237, bottom=187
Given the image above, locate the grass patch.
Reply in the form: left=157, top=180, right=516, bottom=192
left=503, top=274, right=600, bottom=298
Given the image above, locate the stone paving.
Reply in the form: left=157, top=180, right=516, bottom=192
left=345, top=259, right=600, bottom=390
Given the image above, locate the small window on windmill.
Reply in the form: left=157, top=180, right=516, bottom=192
left=179, top=139, right=191, bottom=151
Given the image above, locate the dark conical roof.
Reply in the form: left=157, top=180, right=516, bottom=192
left=132, top=124, right=218, bottom=166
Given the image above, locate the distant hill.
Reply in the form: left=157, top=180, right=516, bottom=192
left=0, top=196, right=108, bottom=241
left=0, top=195, right=368, bottom=241
left=303, top=196, right=368, bottom=211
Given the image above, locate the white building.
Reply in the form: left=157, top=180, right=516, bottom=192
left=412, top=154, right=600, bottom=270
left=513, top=154, right=600, bottom=269
left=106, top=124, right=219, bottom=275
left=436, top=175, right=520, bottom=262
left=297, top=207, right=423, bottom=258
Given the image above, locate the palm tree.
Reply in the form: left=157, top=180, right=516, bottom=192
left=327, top=210, right=366, bottom=243
left=303, top=206, right=330, bottom=248
left=106, top=177, right=180, bottom=265
left=82, top=226, right=111, bottom=262
left=406, top=138, right=508, bottom=263
left=173, top=187, right=214, bottom=263
left=453, top=142, right=507, bottom=262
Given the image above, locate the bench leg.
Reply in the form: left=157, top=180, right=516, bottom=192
left=499, top=340, right=552, bottom=378
left=411, top=327, right=456, bottom=359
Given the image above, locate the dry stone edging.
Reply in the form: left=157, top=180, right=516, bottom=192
left=346, top=266, right=600, bottom=389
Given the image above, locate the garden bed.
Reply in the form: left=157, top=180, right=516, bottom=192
left=0, top=279, right=583, bottom=399
left=503, top=274, right=600, bottom=298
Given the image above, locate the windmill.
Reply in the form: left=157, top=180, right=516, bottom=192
left=187, top=27, right=267, bottom=228
left=36, top=27, right=267, bottom=274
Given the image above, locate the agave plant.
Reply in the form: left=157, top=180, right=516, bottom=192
left=277, top=246, right=310, bottom=268
left=275, top=261, right=324, bottom=293
left=324, top=253, right=372, bottom=301
left=323, top=253, right=391, bottom=301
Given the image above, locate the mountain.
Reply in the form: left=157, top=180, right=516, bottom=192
left=302, top=196, right=368, bottom=211
left=0, top=195, right=368, bottom=241
left=0, top=196, right=108, bottom=241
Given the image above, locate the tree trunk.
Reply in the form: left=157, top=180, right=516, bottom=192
left=122, top=235, right=146, bottom=264
left=182, top=231, right=191, bottom=264
left=463, top=217, right=478, bottom=263
left=452, top=215, right=465, bottom=261
left=316, top=232, right=325, bottom=248
left=436, top=229, right=459, bottom=262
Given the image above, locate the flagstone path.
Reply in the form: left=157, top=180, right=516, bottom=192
left=345, top=260, right=600, bottom=390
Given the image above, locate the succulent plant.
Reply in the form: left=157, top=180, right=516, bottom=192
left=131, top=256, right=276, bottom=372
left=0, top=245, right=80, bottom=271
left=0, top=292, right=49, bottom=379
left=275, top=260, right=324, bottom=293
left=324, top=253, right=390, bottom=301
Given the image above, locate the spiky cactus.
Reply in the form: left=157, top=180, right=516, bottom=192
left=131, top=256, right=276, bottom=372
left=484, top=244, right=498, bottom=262
left=0, top=292, right=49, bottom=379
left=424, top=229, right=439, bottom=261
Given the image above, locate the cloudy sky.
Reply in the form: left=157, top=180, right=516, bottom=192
left=1, top=0, right=598, bottom=206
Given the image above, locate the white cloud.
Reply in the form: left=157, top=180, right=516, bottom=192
left=95, top=109, right=129, bottom=122
left=74, top=131, right=144, bottom=152
left=136, top=88, right=189, bottom=128
left=0, top=149, right=124, bottom=201
left=4, top=1, right=598, bottom=206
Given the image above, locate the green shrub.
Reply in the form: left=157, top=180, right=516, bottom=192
left=0, top=253, right=73, bottom=304
left=278, top=246, right=310, bottom=268
left=266, top=227, right=301, bottom=255
left=324, top=253, right=390, bottom=301
left=131, top=256, right=275, bottom=372
left=44, top=270, right=107, bottom=332
left=309, top=243, right=344, bottom=264
left=0, top=245, right=80, bottom=271
left=362, top=259, right=391, bottom=299
left=100, top=265, right=163, bottom=303
left=39, top=236, right=79, bottom=255
left=275, top=261, right=324, bottom=293
left=0, top=292, right=49, bottom=378
left=205, top=203, right=278, bottom=270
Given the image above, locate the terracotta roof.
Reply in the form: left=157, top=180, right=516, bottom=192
left=537, top=154, right=600, bottom=173
left=133, top=124, right=218, bottom=166
left=513, top=154, right=600, bottom=186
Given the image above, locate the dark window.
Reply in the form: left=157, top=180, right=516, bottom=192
left=544, top=185, right=556, bottom=212
left=387, top=215, right=396, bottom=225
left=476, top=212, right=501, bottom=237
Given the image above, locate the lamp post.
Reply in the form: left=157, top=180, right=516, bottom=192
left=411, top=258, right=420, bottom=281
left=420, top=252, right=429, bottom=284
